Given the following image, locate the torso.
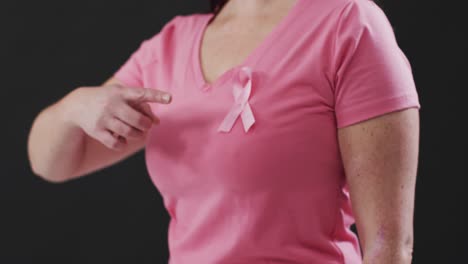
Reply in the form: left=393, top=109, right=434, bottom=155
left=199, top=0, right=298, bottom=85
left=114, top=0, right=370, bottom=262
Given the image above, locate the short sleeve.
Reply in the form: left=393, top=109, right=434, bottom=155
left=113, top=38, right=155, bottom=87
left=332, top=0, right=421, bottom=128
left=113, top=16, right=180, bottom=87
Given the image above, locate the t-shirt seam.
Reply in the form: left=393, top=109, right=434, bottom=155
left=330, top=0, right=356, bottom=98
left=337, top=92, right=419, bottom=115
left=336, top=92, right=420, bottom=128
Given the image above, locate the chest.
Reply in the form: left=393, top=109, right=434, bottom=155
left=199, top=11, right=293, bottom=85
left=141, top=13, right=341, bottom=195
left=145, top=64, right=340, bottom=197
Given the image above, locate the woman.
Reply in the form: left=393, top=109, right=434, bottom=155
left=27, top=0, right=421, bottom=263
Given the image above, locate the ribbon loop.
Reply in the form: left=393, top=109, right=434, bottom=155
left=217, top=66, right=256, bottom=133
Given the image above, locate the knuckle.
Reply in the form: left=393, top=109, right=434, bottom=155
left=108, top=139, right=120, bottom=149
left=120, top=126, right=133, bottom=137
left=91, top=119, right=104, bottom=134
left=107, top=84, right=123, bottom=96
left=123, top=127, right=133, bottom=137
left=113, top=123, right=124, bottom=134
left=101, top=135, right=117, bottom=149
left=132, top=88, right=146, bottom=101
left=105, top=117, right=117, bottom=130
left=137, top=115, right=151, bottom=129
left=154, top=91, right=164, bottom=102
left=112, top=86, right=129, bottom=101
left=109, top=83, right=124, bottom=91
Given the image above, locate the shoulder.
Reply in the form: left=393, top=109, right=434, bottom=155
left=141, top=13, right=210, bottom=45
left=170, top=13, right=212, bottom=28
left=330, top=0, right=387, bottom=16
left=138, top=13, right=211, bottom=55
left=154, top=13, right=211, bottom=40
left=332, top=0, right=394, bottom=34
left=298, top=0, right=393, bottom=39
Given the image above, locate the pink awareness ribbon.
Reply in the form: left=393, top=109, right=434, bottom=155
left=217, top=66, right=256, bottom=133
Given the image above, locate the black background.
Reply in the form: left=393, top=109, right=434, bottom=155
left=1, top=0, right=466, bottom=263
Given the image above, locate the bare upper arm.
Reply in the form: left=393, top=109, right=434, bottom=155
left=337, top=108, right=419, bottom=260
left=70, top=77, right=147, bottom=179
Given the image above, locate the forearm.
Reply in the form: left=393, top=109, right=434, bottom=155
left=27, top=89, right=86, bottom=182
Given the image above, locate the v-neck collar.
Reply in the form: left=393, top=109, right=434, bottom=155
left=192, top=0, right=305, bottom=92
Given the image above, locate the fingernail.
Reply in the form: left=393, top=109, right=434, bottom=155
left=162, top=94, right=171, bottom=103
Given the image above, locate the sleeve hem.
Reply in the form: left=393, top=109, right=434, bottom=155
left=336, top=93, right=421, bottom=128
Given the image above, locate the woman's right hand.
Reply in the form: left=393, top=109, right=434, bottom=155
left=66, top=83, right=172, bottom=151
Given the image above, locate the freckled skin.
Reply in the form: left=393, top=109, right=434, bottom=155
left=338, top=108, right=419, bottom=264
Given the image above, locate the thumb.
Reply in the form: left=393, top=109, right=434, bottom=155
left=124, top=87, right=172, bottom=104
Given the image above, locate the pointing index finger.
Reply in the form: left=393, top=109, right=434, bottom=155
left=124, top=87, right=172, bottom=104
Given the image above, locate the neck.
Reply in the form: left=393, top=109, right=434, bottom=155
left=219, top=0, right=297, bottom=18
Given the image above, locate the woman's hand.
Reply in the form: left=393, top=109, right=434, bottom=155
left=67, top=83, right=172, bottom=151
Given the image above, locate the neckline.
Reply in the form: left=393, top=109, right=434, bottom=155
left=192, top=0, right=304, bottom=91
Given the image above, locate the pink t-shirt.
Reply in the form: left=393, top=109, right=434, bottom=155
left=113, top=0, right=421, bottom=263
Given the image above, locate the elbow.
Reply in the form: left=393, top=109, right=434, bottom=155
left=29, top=160, right=69, bottom=184
left=399, top=234, right=414, bottom=263
left=27, top=134, right=69, bottom=184
left=28, top=150, right=70, bottom=184
left=363, top=232, right=414, bottom=264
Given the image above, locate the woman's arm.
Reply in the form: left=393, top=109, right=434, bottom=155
left=27, top=77, right=170, bottom=183
left=337, top=108, right=419, bottom=264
